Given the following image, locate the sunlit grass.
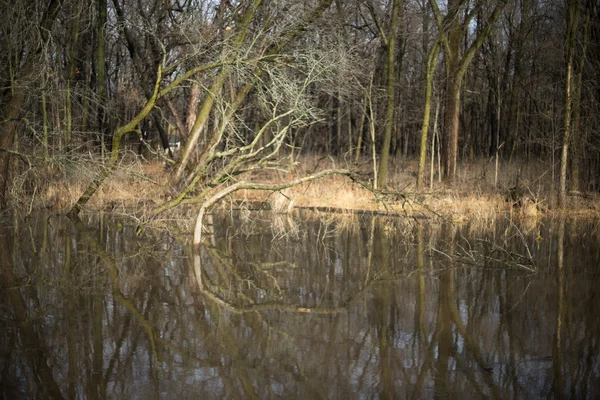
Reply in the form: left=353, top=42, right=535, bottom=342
left=10, top=151, right=600, bottom=222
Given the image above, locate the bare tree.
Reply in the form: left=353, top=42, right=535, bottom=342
left=375, top=0, right=403, bottom=190
left=429, top=0, right=508, bottom=180
left=559, top=0, right=583, bottom=207
left=69, top=0, right=359, bottom=216
left=0, top=0, right=64, bottom=209
left=2, top=0, right=600, bottom=214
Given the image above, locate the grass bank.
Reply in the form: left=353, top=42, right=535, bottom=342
left=236, top=155, right=600, bottom=221
left=12, top=152, right=600, bottom=222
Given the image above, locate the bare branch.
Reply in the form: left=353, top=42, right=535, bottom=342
left=193, top=169, right=357, bottom=246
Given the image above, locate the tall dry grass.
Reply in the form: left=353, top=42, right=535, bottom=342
left=231, top=154, right=600, bottom=221
left=10, top=149, right=600, bottom=222
left=10, top=150, right=170, bottom=214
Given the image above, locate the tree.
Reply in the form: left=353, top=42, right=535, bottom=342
left=568, top=1, right=591, bottom=195
left=429, top=0, right=508, bottom=180
left=70, top=0, right=351, bottom=215
left=2, top=0, right=600, bottom=214
left=506, top=0, right=532, bottom=160
left=375, top=0, right=403, bottom=190
left=559, top=0, right=585, bottom=207
left=96, top=0, right=108, bottom=153
left=416, top=38, right=441, bottom=190
left=174, top=0, right=336, bottom=183
left=0, top=0, right=64, bottom=209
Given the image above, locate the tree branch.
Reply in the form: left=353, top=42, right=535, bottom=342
left=193, top=169, right=358, bottom=246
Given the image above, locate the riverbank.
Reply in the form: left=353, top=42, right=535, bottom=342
left=238, top=156, right=600, bottom=221
left=14, top=153, right=600, bottom=222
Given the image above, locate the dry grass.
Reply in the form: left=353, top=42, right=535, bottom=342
left=99, top=157, right=170, bottom=210
left=11, top=151, right=171, bottom=214
left=230, top=154, right=600, bottom=221
left=12, top=152, right=600, bottom=223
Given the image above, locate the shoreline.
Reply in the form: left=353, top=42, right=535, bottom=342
left=9, top=155, right=600, bottom=223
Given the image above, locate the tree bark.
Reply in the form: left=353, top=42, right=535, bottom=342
left=96, top=0, right=109, bottom=154
left=417, top=40, right=441, bottom=190
left=430, top=0, right=508, bottom=180
left=569, top=7, right=590, bottom=194
left=174, top=0, right=265, bottom=180
left=377, top=0, right=402, bottom=190
left=559, top=0, right=580, bottom=207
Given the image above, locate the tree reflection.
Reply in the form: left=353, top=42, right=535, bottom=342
left=0, top=212, right=599, bottom=398
left=553, top=218, right=566, bottom=399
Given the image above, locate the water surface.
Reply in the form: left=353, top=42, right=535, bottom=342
left=1, top=211, right=599, bottom=399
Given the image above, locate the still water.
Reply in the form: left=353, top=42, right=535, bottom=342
left=0, top=211, right=599, bottom=399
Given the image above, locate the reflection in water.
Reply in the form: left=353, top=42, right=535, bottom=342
left=1, top=211, right=599, bottom=399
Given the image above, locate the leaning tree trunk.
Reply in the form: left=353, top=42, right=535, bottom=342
left=417, top=40, right=441, bottom=190
left=70, top=67, right=163, bottom=214
left=174, top=0, right=265, bottom=181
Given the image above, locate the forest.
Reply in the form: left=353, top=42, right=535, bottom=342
left=1, top=0, right=599, bottom=220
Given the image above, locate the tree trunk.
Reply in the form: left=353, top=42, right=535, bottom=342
left=417, top=41, right=441, bottom=190
left=96, top=0, right=109, bottom=154
left=440, top=0, right=462, bottom=179
left=377, top=0, right=402, bottom=190
left=431, top=0, right=508, bottom=180
left=174, top=0, right=265, bottom=180
left=66, top=0, right=81, bottom=148
left=0, top=0, right=63, bottom=209
left=185, top=82, right=201, bottom=137
left=42, top=90, right=49, bottom=159
left=569, top=7, right=590, bottom=194
left=336, top=95, right=342, bottom=155
left=559, top=0, right=580, bottom=207
left=443, top=82, right=461, bottom=178
left=70, top=67, right=163, bottom=214
left=507, top=0, right=530, bottom=161
left=0, top=90, right=25, bottom=207
left=354, top=90, right=368, bottom=163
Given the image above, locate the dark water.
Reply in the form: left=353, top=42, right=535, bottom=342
left=1, top=211, right=599, bottom=399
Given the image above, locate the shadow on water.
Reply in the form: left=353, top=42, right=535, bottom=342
left=0, top=211, right=599, bottom=399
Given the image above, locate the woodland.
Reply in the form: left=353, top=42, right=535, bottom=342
left=1, top=0, right=599, bottom=225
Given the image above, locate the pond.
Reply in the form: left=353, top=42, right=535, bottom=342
left=1, top=211, right=599, bottom=399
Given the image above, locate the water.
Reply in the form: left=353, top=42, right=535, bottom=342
left=1, top=211, right=599, bottom=399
